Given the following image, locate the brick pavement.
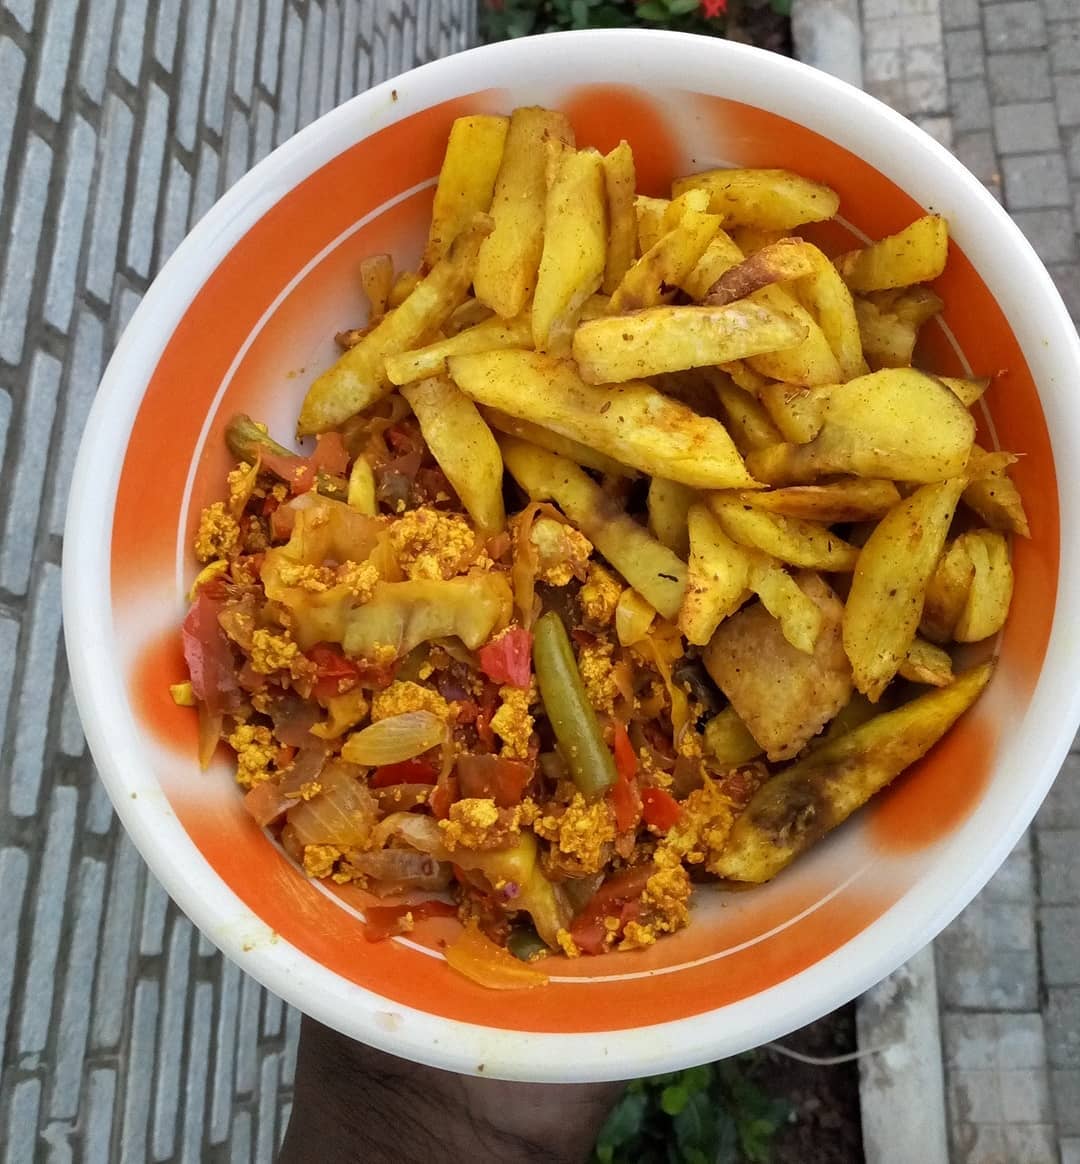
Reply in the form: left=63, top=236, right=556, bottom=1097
left=0, top=2, right=475, bottom=1161
left=864, top=0, right=1080, bottom=1157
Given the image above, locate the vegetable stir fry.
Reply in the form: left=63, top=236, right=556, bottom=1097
left=177, top=106, right=1025, bottom=986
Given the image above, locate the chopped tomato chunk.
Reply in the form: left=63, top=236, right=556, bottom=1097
left=456, top=753, right=533, bottom=807
left=641, top=787, right=682, bottom=832
left=477, top=628, right=533, bottom=689
left=370, top=759, right=440, bottom=788
left=570, top=865, right=655, bottom=955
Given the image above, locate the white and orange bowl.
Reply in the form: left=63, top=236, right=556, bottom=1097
left=63, top=29, right=1080, bottom=1082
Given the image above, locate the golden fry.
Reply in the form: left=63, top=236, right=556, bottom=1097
left=899, top=637, right=955, bottom=687
left=384, top=314, right=532, bottom=385
left=738, top=479, right=901, bottom=523
left=360, top=254, right=394, bottom=321
left=648, top=478, right=696, bottom=558
left=836, top=214, right=949, bottom=293
left=608, top=208, right=720, bottom=313
left=707, top=495, right=861, bottom=572
left=678, top=504, right=751, bottom=646
left=672, top=168, right=840, bottom=230
left=602, top=141, right=637, bottom=295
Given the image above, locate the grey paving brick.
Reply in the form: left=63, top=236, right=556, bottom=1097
left=224, top=106, right=250, bottom=192
left=1038, top=828, right=1080, bottom=900
left=257, top=1053, right=281, bottom=1164
left=1047, top=987, right=1080, bottom=1068
left=1050, top=20, right=1080, bottom=74
left=989, top=51, right=1054, bottom=102
left=203, top=0, right=238, bottom=137
left=114, top=0, right=149, bottom=87
left=0, top=848, right=29, bottom=1070
left=91, top=835, right=143, bottom=1050
left=158, top=155, right=193, bottom=267
left=283, top=1005, right=300, bottom=1087
left=1039, top=905, right=1080, bottom=985
left=1064, top=1137, right=1080, bottom=1164
left=5, top=1077, right=42, bottom=1164
left=1057, top=1072, right=1080, bottom=1137
left=84, top=767, right=114, bottom=834
left=230, top=1109, right=252, bottom=1164
left=936, top=894, right=1038, bottom=1009
left=18, top=786, right=78, bottom=1052
left=4, top=0, right=34, bottom=32
left=254, top=99, right=275, bottom=167
left=232, top=0, right=258, bottom=107
left=276, top=7, right=304, bottom=146
left=279, top=1101, right=292, bottom=1150
left=1002, top=150, right=1071, bottom=207
left=125, top=83, right=170, bottom=277
left=57, top=680, right=85, bottom=758
left=320, top=1, right=341, bottom=117
left=1059, top=75, right=1080, bottom=126
left=85, top=1068, right=117, bottom=1161
left=260, top=0, right=287, bottom=94
left=1045, top=0, right=1078, bottom=20
left=1049, top=261, right=1080, bottom=319
left=985, top=832, right=1036, bottom=902
left=0, top=37, right=26, bottom=222
left=85, top=96, right=135, bottom=302
left=180, top=980, right=214, bottom=1164
left=299, top=3, right=323, bottom=131
left=191, top=142, right=221, bottom=227
left=951, top=77, right=994, bottom=130
left=993, top=100, right=1061, bottom=154
left=946, top=28, right=985, bottom=78
left=9, top=565, right=64, bottom=818
left=197, top=930, right=216, bottom=958
left=984, top=1, right=1048, bottom=50
left=210, top=959, right=242, bottom=1143
left=33, top=0, right=79, bottom=122
left=915, top=113, right=955, bottom=147
left=77, top=0, right=120, bottom=103
left=262, top=991, right=284, bottom=1039
left=43, top=116, right=97, bottom=332
left=140, top=873, right=170, bottom=957
left=114, top=283, right=142, bottom=334
left=151, top=917, right=193, bottom=1160
left=955, top=130, right=1001, bottom=184
left=120, top=978, right=160, bottom=1164
left=1067, top=127, right=1080, bottom=178
left=942, top=0, right=979, bottom=25
left=0, top=134, right=53, bottom=365
left=154, top=0, right=182, bottom=71
left=236, top=972, right=263, bottom=1095
left=1012, top=207, right=1079, bottom=260
left=175, top=0, right=211, bottom=152
left=49, top=857, right=107, bottom=1120
left=339, top=0, right=360, bottom=101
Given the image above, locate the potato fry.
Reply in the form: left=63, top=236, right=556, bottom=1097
left=720, top=359, right=773, bottom=397
left=678, top=504, right=751, bottom=645
left=648, top=478, right=696, bottom=558
left=899, top=637, right=954, bottom=687
left=738, top=479, right=901, bottom=523
left=941, top=375, right=990, bottom=408
left=820, top=692, right=879, bottom=743
left=792, top=244, right=867, bottom=380
left=711, top=663, right=993, bottom=882
left=672, top=168, right=840, bottom=230
left=384, top=314, right=533, bottom=385
left=748, top=556, right=823, bottom=654
left=747, top=288, right=844, bottom=386
left=680, top=230, right=746, bottom=299
left=451, top=349, right=758, bottom=488
left=602, top=142, right=637, bottom=294
left=962, top=450, right=1030, bottom=537
left=854, top=297, right=917, bottom=368
left=701, top=238, right=817, bottom=305
left=954, top=530, right=1014, bottom=642
left=400, top=376, right=505, bottom=534
left=835, top=214, right=949, bottom=293
left=758, top=382, right=827, bottom=443
left=747, top=368, right=976, bottom=485
left=360, top=254, right=394, bottom=321
left=663, top=188, right=711, bottom=225
left=966, top=444, right=1017, bottom=479
left=572, top=301, right=807, bottom=385
left=707, top=495, right=861, bottom=571
left=499, top=435, right=688, bottom=618
left=634, top=195, right=669, bottom=254
left=298, top=214, right=491, bottom=434
left=346, top=455, right=376, bottom=515
left=533, top=147, right=607, bottom=354
left=389, top=270, right=422, bottom=308
left=730, top=227, right=787, bottom=254
left=921, top=536, right=976, bottom=642
left=445, top=297, right=494, bottom=335
left=608, top=209, right=721, bottom=313
left=707, top=371, right=783, bottom=455
left=704, top=572, right=851, bottom=759
left=480, top=407, right=633, bottom=478
left=843, top=477, right=966, bottom=700
left=423, top=114, right=508, bottom=268
left=702, top=707, right=764, bottom=768
left=866, top=285, right=944, bottom=327
left=474, top=107, right=574, bottom=318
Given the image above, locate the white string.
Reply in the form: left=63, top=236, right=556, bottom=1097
left=763, top=1042, right=894, bottom=1066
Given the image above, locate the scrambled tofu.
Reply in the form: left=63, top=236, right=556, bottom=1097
left=371, top=680, right=452, bottom=723
left=249, top=628, right=300, bottom=675
left=656, top=769, right=766, bottom=873
left=580, top=563, right=623, bottom=627
left=527, top=517, right=592, bottom=586
left=489, top=685, right=534, bottom=759
left=227, top=723, right=278, bottom=788
left=533, top=793, right=615, bottom=875
left=439, top=798, right=522, bottom=851
left=226, top=460, right=260, bottom=517
left=194, top=501, right=240, bottom=563
left=276, top=562, right=338, bottom=592
left=336, top=560, right=381, bottom=602
left=578, top=641, right=620, bottom=716
left=620, top=863, right=692, bottom=950
left=302, top=844, right=341, bottom=880
left=556, top=929, right=582, bottom=958
left=388, top=508, right=479, bottom=580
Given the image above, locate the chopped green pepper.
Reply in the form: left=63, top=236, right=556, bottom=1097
left=225, top=413, right=295, bottom=463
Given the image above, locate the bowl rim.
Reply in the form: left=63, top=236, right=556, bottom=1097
left=63, top=27, right=1080, bottom=1081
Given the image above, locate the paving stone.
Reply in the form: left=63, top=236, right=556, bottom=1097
left=993, top=100, right=1061, bottom=154
left=229, top=1109, right=252, bottom=1164
left=254, top=99, right=275, bottom=167
left=85, top=1068, right=117, bottom=1161
left=1038, top=829, right=1080, bottom=901
left=209, top=959, right=242, bottom=1144
left=203, top=0, right=238, bottom=137
left=915, top=113, right=955, bottom=147
left=232, top=0, right=259, bottom=106
left=125, top=82, right=170, bottom=277
left=1058, top=75, right=1080, bottom=126
left=1049, top=20, right=1080, bottom=74
left=1002, top=150, right=1071, bottom=208
left=1064, top=1136, right=1080, bottom=1164
left=77, top=0, right=120, bottom=103
left=33, top=0, right=79, bottom=121
left=0, top=608, right=18, bottom=744
left=43, top=117, right=97, bottom=332
left=1058, top=1072, right=1080, bottom=1137
left=175, top=0, right=211, bottom=151
left=955, top=130, right=1001, bottom=184
left=340, top=0, right=361, bottom=100
left=946, top=28, right=985, bottom=78
left=0, top=37, right=26, bottom=222
left=1044, top=0, right=1078, bottom=20
left=57, top=682, right=85, bottom=758
left=236, top=971, right=263, bottom=1096
left=120, top=978, right=160, bottom=1164
left=1012, top=207, right=1079, bottom=260
left=1067, top=127, right=1080, bottom=178
left=0, top=848, right=29, bottom=1071
left=299, top=2, right=323, bottom=131
left=1040, top=905, right=1080, bottom=986
left=0, top=134, right=53, bottom=365
left=151, top=918, right=193, bottom=1160
left=260, top=0, right=287, bottom=95
left=4, top=0, right=34, bottom=32
left=989, top=51, right=1053, bottom=103
left=984, top=1, right=1047, bottom=50
left=180, top=981, right=214, bottom=1164
left=257, top=1053, right=282, bottom=1164
left=5, top=1077, right=42, bottom=1164
left=1047, top=988, right=1080, bottom=1069
left=277, top=6, right=304, bottom=146
left=191, top=142, right=222, bottom=227
left=951, top=77, right=994, bottom=130
left=1049, top=261, right=1080, bottom=319
left=114, top=0, right=149, bottom=86
left=937, top=892, right=1038, bottom=1009
left=91, top=835, right=143, bottom=1050
left=224, top=105, right=250, bottom=191
left=85, top=96, right=135, bottom=302
left=157, top=154, right=193, bottom=266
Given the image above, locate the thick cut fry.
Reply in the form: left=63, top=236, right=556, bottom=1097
left=730, top=227, right=787, bottom=254
left=400, top=376, right=506, bottom=534
left=853, top=297, right=916, bottom=368
left=703, top=573, right=852, bottom=760
left=707, top=371, right=783, bottom=455
left=899, top=637, right=954, bottom=686
left=298, top=215, right=491, bottom=434
left=602, top=142, right=637, bottom=294
left=499, top=436, right=688, bottom=619
left=702, top=238, right=817, bottom=306
left=954, top=531, right=1014, bottom=642
left=608, top=209, right=721, bottom=313
left=748, top=556, right=823, bottom=654
left=663, top=189, right=711, bottom=225
left=836, top=215, right=949, bottom=293
left=702, top=707, right=764, bottom=768
left=634, top=195, right=669, bottom=254
left=615, top=588, right=657, bottom=646
left=747, top=288, right=844, bottom=386
left=963, top=455, right=1030, bottom=537
left=679, top=504, right=751, bottom=645
left=360, top=254, right=394, bottom=321
left=866, top=285, right=944, bottom=327
left=384, top=314, right=532, bottom=385
left=738, top=479, right=901, bottom=523
left=572, top=302, right=807, bottom=385
left=480, top=407, right=632, bottom=477
left=843, top=477, right=966, bottom=700
left=648, top=478, right=696, bottom=558
left=707, top=495, right=861, bottom=571
left=792, top=245, right=867, bottom=380
left=721, top=360, right=772, bottom=397
left=680, top=230, right=745, bottom=299
left=672, top=169, right=840, bottom=230
left=758, top=382, right=827, bottom=443
left=450, top=349, right=758, bottom=489
left=921, top=537, right=976, bottom=642
left=424, top=114, right=508, bottom=268
left=747, top=368, right=976, bottom=485
left=711, top=663, right=993, bottom=882
left=941, top=376, right=990, bottom=408
left=446, top=297, right=495, bottom=335
left=389, top=270, right=421, bottom=308
left=533, top=147, right=607, bottom=354
left=474, top=107, right=574, bottom=318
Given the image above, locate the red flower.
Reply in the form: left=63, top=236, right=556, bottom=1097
left=703, top=0, right=728, bottom=16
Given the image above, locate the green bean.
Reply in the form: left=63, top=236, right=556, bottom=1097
left=225, top=414, right=295, bottom=463
left=532, top=611, right=617, bottom=801
left=507, top=926, right=550, bottom=963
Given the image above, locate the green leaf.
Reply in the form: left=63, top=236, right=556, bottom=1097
left=635, top=0, right=670, bottom=19
left=673, top=1090, right=718, bottom=1152
left=770, top=0, right=793, bottom=14
left=667, top=0, right=702, bottom=12
left=594, top=1089, right=648, bottom=1160
left=571, top=0, right=591, bottom=24
left=660, top=1085, right=688, bottom=1116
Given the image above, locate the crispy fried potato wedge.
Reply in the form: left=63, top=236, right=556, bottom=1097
left=680, top=230, right=746, bottom=299
left=899, top=637, right=955, bottom=686
left=389, top=270, right=422, bottom=308
left=963, top=466, right=1031, bottom=538
left=704, top=572, right=852, bottom=760
left=702, top=707, right=765, bottom=768
left=480, top=407, right=632, bottom=478
left=707, top=371, right=784, bottom=455
left=711, top=663, right=993, bottom=882
left=866, top=285, right=944, bottom=327
left=672, top=168, right=840, bottom=230
left=738, top=479, right=901, bottom=523
left=635, top=195, right=670, bottom=254
left=648, top=478, right=696, bottom=558
left=424, top=114, right=508, bottom=268
left=843, top=477, right=966, bottom=700
left=701, top=238, right=818, bottom=306
left=474, top=107, right=574, bottom=319
left=609, top=209, right=721, bottom=313
left=954, top=530, right=1014, bottom=642
left=758, top=382, right=827, bottom=443
left=941, top=375, right=990, bottom=408
left=747, top=369, right=976, bottom=485
left=450, top=349, right=758, bottom=488
left=748, top=556, right=823, bottom=654
left=792, top=245, right=867, bottom=380
left=499, top=435, right=688, bottom=618
left=921, top=536, right=976, bottom=642
left=746, top=287, right=844, bottom=386
left=572, top=301, right=808, bottom=384
left=298, top=214, right=491, bottom=434
left=384, top=314, right=533, bottom=385
left=707, top=495, right=861, bottom=571
left=400, top=376, right=505, bottom=534
left=854, top=297, right=917, bottom=369
left=360, top=254, right=394, bottom=321
left=679, top=504, right=752, bottom=645
left=720, top=359, right=773, bottom=397
left=533, top=146, right=607, bottom=354
left=445, top=297, right=494, bottom=335
left=836, top=214, right=949, bottom=293
left=602, top=141, right=637, bottom=294
left=730, top=227, right=788, bottom=254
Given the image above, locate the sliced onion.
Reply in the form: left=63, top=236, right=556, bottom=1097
left=372, top=783, right=432, bottom=813
left=268, top=694, right=321, bottom=747
left=286, top=762, right=377, bottom=848
left=615, top=588, right=656, bottom=646
left=243, top=744, right=328, bottom=827
left=347, top=850, right=451, bottom=896
left=340, top=711, right=445, bottom=766
left=370, top=811, right=446, bottom=856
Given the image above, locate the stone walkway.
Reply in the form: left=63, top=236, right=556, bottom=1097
left=0, top=3, right=473, bottom=1161
left=862, top=0, right=1080, bottom=1158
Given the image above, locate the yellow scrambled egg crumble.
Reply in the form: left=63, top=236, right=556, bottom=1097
left=371, top=680, right=452, bottom=722
left=489, top=686, right=534, bottom=759
left=249, top=628, right=300, bottom=675
left=578, top=641, right=620, bottom=716
left=388, top=508, right=478, bottom=580
left=227, top=723, right=278, bottom=788
left=556, top=929, right=582, bottom=958
left=580, top=563, right=623, bottom=626
left=194, top=501, right=240, bottom=563
left=528, top=517, right=593, bottom=586
left=533, top=793, right=615, bottom=874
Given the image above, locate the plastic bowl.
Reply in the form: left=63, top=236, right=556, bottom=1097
left=64, top=28, right=1080, bottom=1082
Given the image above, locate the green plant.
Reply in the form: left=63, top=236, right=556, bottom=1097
left=592, top=1057, right=791, bottom=1164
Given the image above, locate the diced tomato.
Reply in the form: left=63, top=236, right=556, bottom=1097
left=477, top=628, right=533, bottom=689
left=261, top=432, right=349, bottom=497
left=453, top=698, right=478, bottom=725
left=641, top=787, right=683, bottom=833
left=309, top=431, right=349, bottom=477
left=608, top=722, right=641, bottom=833
left=370, top=759, right=440, bottom=788
left=307, top=643, right=360, bottom=700
left=570, top=865, right=655, bottom=956
left=181, top=590, right=240, bottom=717
left=456, top=753, right=533, bottom=807
left=429, top=773, right=458, bottom=820
left=613, top=722, right=637, bottom=783
left=363, top=900, right=458, bottom=942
